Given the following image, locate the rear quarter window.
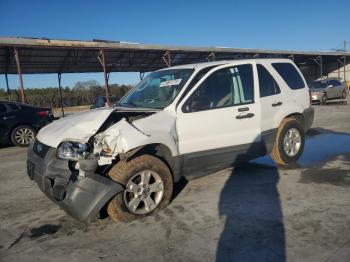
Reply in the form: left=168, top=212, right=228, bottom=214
left=272, top=63, right=305, bottom=90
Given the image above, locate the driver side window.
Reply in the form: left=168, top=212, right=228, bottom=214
left=182, top=64, right=254, bottom=113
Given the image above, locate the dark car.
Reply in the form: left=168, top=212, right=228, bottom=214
left=0, top=101, right=53, bottom=146
left=90, top=95, right=118, bottom=109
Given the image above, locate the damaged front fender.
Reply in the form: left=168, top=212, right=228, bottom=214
left=93, top=110, right=179, bottom=165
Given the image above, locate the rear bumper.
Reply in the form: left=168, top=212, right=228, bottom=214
left=27, top=141, right=123, bottom=222
left=303, top=107, right=314, bottom=132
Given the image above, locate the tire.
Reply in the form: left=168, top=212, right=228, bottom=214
left=320, top=93, right=327, bottom=105
left=107, top=154, right=173, bottom=222
left=342, top=90, right=347, bottom=99
left=270, top=117, right=305, bottom=166
left=10, top=125, right=36, bottom=147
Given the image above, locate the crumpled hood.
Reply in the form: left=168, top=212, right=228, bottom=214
left=36, top=107, right=115, bottom=148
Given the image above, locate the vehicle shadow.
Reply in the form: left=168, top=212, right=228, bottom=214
left=215, top=127, right=350, bottom=261
left=216, top=162, right=285, bottom=262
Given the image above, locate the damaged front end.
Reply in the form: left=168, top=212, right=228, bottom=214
left=27, top=141, right=123, bottom=222
left=27, top=108, right=159, bottom=222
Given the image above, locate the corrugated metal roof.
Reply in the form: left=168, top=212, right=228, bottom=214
left=0, top=37, right=349, bottom=74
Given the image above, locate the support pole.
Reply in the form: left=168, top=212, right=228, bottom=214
left=58, top=73, right=65, bottom=117
left=5, top=73, right=10, bottom=101
left=14, top=48, right=25, bottom=103
left=139, top=72, right=145, bottom=80
left=162, top=51, right=171, bottom=67
left=343, top=55, right=346, bottom=82
left=320, top=56, right=323, bottom=79
left=208, top=52, right=216, bottom=61
left=98, top=49, right=110, bottom=106
left=312, top=56, right=323, bottom=80
left=337, top=57, right=346, bottom=82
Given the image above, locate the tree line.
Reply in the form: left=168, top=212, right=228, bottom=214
left=0, top=80, right=132, bottom=108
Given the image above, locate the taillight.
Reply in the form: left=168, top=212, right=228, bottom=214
left=37, top=111, right=48, bottom=118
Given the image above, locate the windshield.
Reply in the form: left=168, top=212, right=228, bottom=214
left=310, top=81, right=327, bottom=89
left=120, top=69, right=194, bottom=109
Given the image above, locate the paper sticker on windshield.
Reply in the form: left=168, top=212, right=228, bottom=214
left=159, top=79, right=182, bottom=87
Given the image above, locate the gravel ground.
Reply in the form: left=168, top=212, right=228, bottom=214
left=0, top=102, right=350, bottom=262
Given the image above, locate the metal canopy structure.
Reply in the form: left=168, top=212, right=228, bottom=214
left=0, top=37, right=349, bottom=74
left=0, top=37, right=349, bottom=106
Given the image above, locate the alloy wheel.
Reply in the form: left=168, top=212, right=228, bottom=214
left=283, top=128, right=301, bottom=157
left=14, top=127, right=35, bottom=145
left=123, top=170, right=164, bottom=215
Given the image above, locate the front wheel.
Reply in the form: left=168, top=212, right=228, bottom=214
left=342, top=90, right=347, bottom=99
left=107, top=154, right=173, bottom=222
left=271, top=118, right=305, bottom=166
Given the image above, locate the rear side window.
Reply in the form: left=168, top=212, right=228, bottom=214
left=328, top=79, right=341, bottom=87
left=0, top=103, right=6, bottom=113
left=257, top=64, right=281, bottom=97
left=272, top=63, right=305, bottom=90
left=7, top=103, right=20, bottom=112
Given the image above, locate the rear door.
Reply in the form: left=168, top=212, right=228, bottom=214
left=176, top=62, right=261, bottom=177
left=257, top=63, right=286, bottom=134
left=0, top=103, right=21, bottom=142
left=329, top=79, right=343, bottom=98
left=326, top=80, right=337, bottom=98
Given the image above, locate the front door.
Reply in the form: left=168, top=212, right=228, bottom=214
left=176, top=63, right=261, bottom=178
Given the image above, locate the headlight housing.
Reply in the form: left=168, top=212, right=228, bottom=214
left=57, top=141, right=91, bottom=160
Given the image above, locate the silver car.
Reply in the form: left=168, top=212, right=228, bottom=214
left=310, top=78, right=347, bottom=104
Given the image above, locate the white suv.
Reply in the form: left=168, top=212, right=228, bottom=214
left=27, top=59, right=314, bottom=222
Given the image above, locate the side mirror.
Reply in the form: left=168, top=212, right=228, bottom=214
left=327, top=84, right=334, bottom=88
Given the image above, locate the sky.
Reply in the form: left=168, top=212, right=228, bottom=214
left=0, top=0, right=349, bottom=89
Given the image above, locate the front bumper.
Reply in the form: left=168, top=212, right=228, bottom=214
left=27, top=140, right=123, bottom=222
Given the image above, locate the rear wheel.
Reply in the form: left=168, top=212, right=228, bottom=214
left=10, top=125, right=36, bottom=146
left=107, top=154, right=173, bottom=222
left=271, top=118, right=305, bottom=166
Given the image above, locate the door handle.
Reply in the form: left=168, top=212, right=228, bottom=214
left=236, top=113, right=254, bottom=119
left=272, top=102, right=282, bottom=107
left=238, top=107, right=249, bottom=112
left=3, top=116, right=15, bottom=120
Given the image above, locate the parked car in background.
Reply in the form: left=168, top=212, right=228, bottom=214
left=310, top=78, right=347, bottom=104
left=28, top=59, right=313, bottom=222
left=90, top=95, right=118, bottom=109
left=0, top=101, right=53, bottom=146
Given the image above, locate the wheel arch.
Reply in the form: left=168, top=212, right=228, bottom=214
left=119, top=143, right=182, bottom=182
left=284, top=113, right=305, bottom=130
